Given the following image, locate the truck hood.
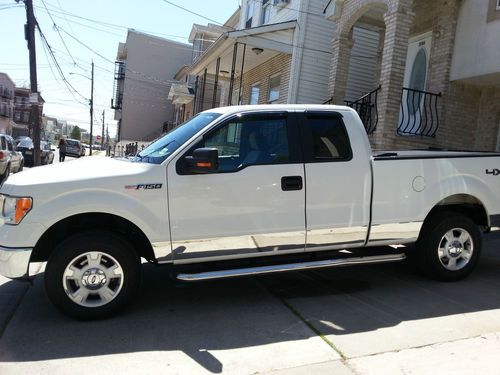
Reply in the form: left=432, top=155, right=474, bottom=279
left=1, top=157, right=157, bottom=194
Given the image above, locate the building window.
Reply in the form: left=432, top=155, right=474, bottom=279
left=261, top=0, right=271, bottom=25
left=22, top=111, right=30, bottom=123
left=249, top=83, right=260, bottom=105
left=14, top=111, right=21, bottom=122
left=246, top=0, right=254, bottom=28
left=268, top=74, right=281, bottom=103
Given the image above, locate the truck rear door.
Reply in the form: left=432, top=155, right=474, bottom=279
left=166, top=111, right=306, bottom=263
left=299, top=111, right=372, bottom=251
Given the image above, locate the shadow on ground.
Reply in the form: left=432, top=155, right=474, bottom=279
left=0, top=232, right=499, bottom=373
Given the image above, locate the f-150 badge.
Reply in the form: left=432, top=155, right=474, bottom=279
left=486, top=169, right=500, bottom=176
left=125, top=184, right=163, bottom=190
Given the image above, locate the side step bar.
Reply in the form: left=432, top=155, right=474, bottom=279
left=176, top=253, right=406, bottom=281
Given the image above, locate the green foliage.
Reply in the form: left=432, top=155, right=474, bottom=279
left=70, top=126, right=81, bottom=140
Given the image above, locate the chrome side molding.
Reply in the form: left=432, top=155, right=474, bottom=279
left=176, top=253, right=406, bottom=281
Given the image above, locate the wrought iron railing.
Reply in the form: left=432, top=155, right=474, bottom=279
left=344, top=85, right=381, bottom=135
left=398, top=87, right=441, bottom=137
left=111, top=61, right=125, bottom=110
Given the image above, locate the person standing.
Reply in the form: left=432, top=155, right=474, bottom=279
left=58, top=138, right=67, bottom=162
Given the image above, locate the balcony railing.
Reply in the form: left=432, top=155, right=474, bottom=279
left=111, top=61, right=125, bottom=110
left=344, top=85, right=381, bottom=135
left=398, top=87, right=441, bottom=137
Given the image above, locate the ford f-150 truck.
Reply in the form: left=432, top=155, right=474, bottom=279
left=1, top=105, right=499, bottom=319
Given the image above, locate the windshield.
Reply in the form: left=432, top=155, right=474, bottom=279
left=135, top=112, right=221, bottom=164
left=17, top=138, right=33, bottom=148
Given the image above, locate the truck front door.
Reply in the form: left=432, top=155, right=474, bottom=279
left=166, top=112, right=305, bottom=263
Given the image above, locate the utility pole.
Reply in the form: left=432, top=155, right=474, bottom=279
left=101, top=109, right=105, bottom=148
left=23, top=0, right=41, bottom=166
left=89, top=61, right=94, bottom=156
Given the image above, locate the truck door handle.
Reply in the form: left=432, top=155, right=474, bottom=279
left=281, top=176, right=303, bottom=191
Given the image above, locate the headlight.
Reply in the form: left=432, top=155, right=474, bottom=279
left=0, top=195, right=32, bottom=225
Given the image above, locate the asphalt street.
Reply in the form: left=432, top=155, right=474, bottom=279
left=0, top=230, right=500, bottom=374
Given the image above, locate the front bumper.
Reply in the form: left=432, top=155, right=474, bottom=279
left=0, top=246, right=32, bottom=279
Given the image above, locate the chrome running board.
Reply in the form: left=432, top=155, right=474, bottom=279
left=176, top=253, right=406, bottom=281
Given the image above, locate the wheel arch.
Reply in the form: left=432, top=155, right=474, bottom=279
left=31, top=212, right=156, bottom=263
left=422, top=194, right=489, bottom=233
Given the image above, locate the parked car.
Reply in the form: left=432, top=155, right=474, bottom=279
left=16, top=138, right=55, bottom=166
left=1, top=104, right=500, bottom=320
left=65, top=139, right=83, bottom=158
left=0, top=134, right=24, bottom=183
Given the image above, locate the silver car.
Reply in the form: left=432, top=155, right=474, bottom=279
left=0, top=134, right=24, bottom=183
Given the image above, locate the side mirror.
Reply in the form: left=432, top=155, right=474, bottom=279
left=184, top=148, right=219, bottom=174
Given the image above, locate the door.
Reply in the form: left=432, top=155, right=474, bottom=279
left=399, top=32, right=432, bottom=134
left=167, top=112, right=306, bottom=263
left=300, top=111, right=372, bottom=251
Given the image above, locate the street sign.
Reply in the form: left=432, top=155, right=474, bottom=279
left=96, top=135, right=101, bottom=140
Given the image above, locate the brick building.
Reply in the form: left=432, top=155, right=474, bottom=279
left=325, top=0, right=500, bottom=151
left=0, top=73, right=15, bottom=135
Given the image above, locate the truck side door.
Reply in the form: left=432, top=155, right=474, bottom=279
left=166, top=112, right=305, bottom=263
left=300, top=111, right=372, bottom=251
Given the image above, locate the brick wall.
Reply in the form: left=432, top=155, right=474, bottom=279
left=234, top=53, right=292, bottom=105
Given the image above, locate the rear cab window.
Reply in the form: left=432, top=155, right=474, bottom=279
left=300, top=111, right=352, bottom=163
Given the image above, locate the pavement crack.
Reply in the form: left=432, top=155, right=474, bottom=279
left=258, top=279, right=347, bottom=360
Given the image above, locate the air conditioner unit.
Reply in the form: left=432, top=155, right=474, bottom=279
left=273, top=0, right=290, bottom=8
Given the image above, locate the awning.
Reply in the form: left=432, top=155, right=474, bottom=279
left=188, top=20, right=297, bottom=77
left=168, top=83, right=195, bottom=105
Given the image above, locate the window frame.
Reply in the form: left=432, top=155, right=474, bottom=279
left=299, top=111, right=353, bottom=164
left=267, top=74, right=281, bottom=104
left=176, top=111, right=302, bottom=175
left=261, top=0, right=272, bottom=25
left=249, top=82, right=261, bottom=105
left=246, top=0, right=254, bottom=28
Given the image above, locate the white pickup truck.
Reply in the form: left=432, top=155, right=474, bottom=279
left=1, top=105, right=499, bottom=319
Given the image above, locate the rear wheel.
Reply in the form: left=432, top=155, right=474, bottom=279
left=416, top=212, right=481, bottom=281
left=18, top=160, right=24, bottom=172
left=45, top=231, right=141, bottom=320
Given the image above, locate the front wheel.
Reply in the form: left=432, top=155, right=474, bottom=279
left=416, top=212, right=481, bottom=281
left=45, top=231, right=141, bottom=320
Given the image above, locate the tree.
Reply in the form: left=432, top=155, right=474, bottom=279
left=70, top=126, right=81, bottom=140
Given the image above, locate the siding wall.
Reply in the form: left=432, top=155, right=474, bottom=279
left=294, top=0, right=336, bottom=104
left=344, top=27, right=380, bottom=102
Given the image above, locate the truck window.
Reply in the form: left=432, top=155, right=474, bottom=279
left=189, top=116, right=290, bottom=173
left=305, top=115, right=352, bottom=161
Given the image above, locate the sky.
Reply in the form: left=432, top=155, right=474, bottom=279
left=0, top=0, right=240, bottom=137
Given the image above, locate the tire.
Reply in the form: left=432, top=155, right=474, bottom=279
left=18, top=160, right=23, bottom=172
left=45, top=231, right=141, bottom=320
left=0, top=164, right=10, bottom=184
left=416, top=212, right=481, bottom=281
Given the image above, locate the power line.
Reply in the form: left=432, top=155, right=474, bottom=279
left=36, top=23, right=89, bottom=105
left=39, top=0, right=80, bottom=68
